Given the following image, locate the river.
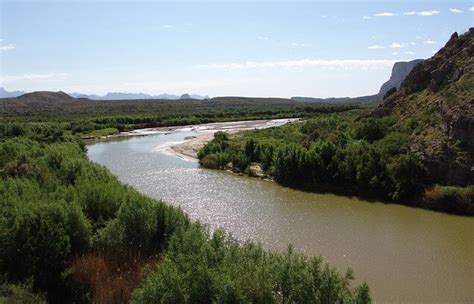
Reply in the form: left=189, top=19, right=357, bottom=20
left=87, top=120, right=474, bottom=303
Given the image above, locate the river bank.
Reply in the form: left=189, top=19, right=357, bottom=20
left=86, top=118, right=299, bottom=161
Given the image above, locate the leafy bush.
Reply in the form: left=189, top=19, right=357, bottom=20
left=200, top=154, right=220, bottom=169
left=0, top=279, right=47, bottom=304
left=388, top=154, right=427, bottom=200
left=423, top=185, right=474, bottom=214
left=132, top=228, right=371, bottom=303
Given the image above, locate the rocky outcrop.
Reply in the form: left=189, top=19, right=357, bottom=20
left=375, top=28, right=474, bottom=186
left=382, top=87, right=397, bottom=100
left=378, top=59, right=423, bottom=97
left=249, top=163, right=265, bottom=178
left=399, top=30, right=473, bottom=95
left=291, top=59, right=423, bottom=104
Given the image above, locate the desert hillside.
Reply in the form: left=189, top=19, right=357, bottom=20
left=375, top=28, right=474, bottom=185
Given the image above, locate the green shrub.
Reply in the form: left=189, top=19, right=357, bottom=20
left=200, top=154, right=220, bottom=169
left=389, top=154, right=427, bottom=200
left=132, top=228, right=371, bottom=303
left=423, top=185, right=474, bottom=214
left=0, top=279, right=47, bottom=304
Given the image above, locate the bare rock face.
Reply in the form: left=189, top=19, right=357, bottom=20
left=398, top=29, right=473, bottom=96
left=374, top=28, right=474, bottom=186
left=446, top=115, right=474, bottom=147
left=291, top=59, right=422, bottom=104
left=382, top=87, right=397, bottom=100
left=378, top=59, right=423, bottom=97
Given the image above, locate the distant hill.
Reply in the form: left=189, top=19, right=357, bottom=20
left=16, top=91, right=74, bottom=103
left=0, top=89, right=210, bottom=101
left=0, top=91, right=76, bottom=113
left=375, top=28, right=474, bottom=186
left=0, top=94, right=312, bottom=116
left=291, top=59, right=423, bottom=104
left=69, top=92, right=210, bottom=100
left=0, top=87, right=26, bottom=98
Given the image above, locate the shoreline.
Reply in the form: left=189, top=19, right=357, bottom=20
left=87, top=118, right=300, bottom=161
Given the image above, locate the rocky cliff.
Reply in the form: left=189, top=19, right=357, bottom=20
left=375, top=28, right=474, bottom=186
left=378, top=59, right=423, bottom=97
left=291, top=59, right=423, bottom=104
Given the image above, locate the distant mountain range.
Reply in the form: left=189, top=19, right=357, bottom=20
left=291, top=59, right=423, bottom=104
left=1, top=59, right=420, bottom=103
left=0, top=87, right=26, bottom=98
left=0, top=88, right=210, bottom=100
left=69, top=92, right=210, bottom=100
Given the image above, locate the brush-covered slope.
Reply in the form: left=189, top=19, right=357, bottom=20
left=375, top=28, right=474, bottom=186
left=16, top=91, right=75, bottom=103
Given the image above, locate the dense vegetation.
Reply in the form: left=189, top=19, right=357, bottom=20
left=0, top=120, right=371, bottom=303
left=198, top=110, right=473, bottom=214
left=0, top=95, right=362, bottom=138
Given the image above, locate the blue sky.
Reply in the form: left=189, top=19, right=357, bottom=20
left=0, top=0, right=473, bottom=98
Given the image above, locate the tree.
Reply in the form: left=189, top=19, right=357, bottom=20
left=354, top=118, right=386, bottom=143
left=389, top=153, right=427, bottom=200
left=244, top=139, right=257, bottom=162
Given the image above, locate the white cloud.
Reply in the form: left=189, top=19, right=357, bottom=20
left=423, top=40, right=437, bottom=44
left=0, top=44, right=15, bottom=51
left=368, top=43, right=407, bottom=49
left=409, top=42, right=417, bottom=46
left=418, top=10, right=440, bottom=16
left=392, top=52, right=399, bottom=56
left=160, top=24, right=172, bottom=29
left=362, top=15, right=372, bottom=20
left=373, top=12, right=397, bottom=17
left=404, top=51, right=415, bottom=55
left=449, top=8, right=463, bottom=13
left=389, top=43, right=405, bottom=48
left=290, top=42, right=312, bottom=48
left=0, top=73, right=67, bottom=83
left=404, top=10, right=440, bottom=16
left=196, top=59, right=396, bottom=70
left=368, top=45, right=385, bottom=49
left=257, top=36, right=269, bottom=41
left=470, top=6, right=474, bottom=11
